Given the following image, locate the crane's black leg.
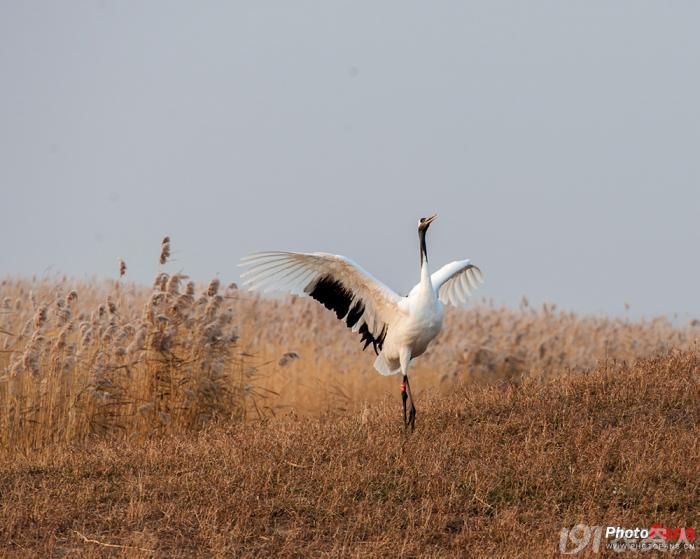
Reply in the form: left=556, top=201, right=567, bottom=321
left=404, top=374, right=416, bottom=431
left=401, top=377, right=408, bottom=427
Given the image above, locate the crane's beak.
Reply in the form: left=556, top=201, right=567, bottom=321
left=425, top=214, right=437, bottom=225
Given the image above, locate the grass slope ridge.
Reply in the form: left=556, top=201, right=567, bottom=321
left=1, top=351, right=698, bottom=558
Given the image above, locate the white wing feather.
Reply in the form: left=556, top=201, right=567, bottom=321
left=430, top=260, right=483, bottom=307
left=239, top=251, right=402, bottom=351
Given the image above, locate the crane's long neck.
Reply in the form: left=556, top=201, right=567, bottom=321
left=419, top=227, right=432, bottom=288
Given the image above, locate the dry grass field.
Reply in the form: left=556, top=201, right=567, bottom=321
left=1, top=263, right=699, bottom=557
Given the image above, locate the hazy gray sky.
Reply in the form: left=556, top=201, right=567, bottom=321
left=1, top=2, right=698, bottom=319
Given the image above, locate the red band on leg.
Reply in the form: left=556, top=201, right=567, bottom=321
left=400, top=382, right=406, bottom=393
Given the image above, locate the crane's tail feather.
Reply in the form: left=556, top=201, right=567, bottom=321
left=374, top=354, right=400, bottom=376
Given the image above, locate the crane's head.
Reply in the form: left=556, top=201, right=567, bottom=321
left=418, top=214, right=436, bottom=265
left=418, top=214, right=437, bottom=232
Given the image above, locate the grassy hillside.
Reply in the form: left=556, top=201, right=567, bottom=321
left=1, top=351, right=698, bottom=558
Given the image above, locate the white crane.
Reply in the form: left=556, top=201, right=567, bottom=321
left=239, top=214, right=483, bottom=430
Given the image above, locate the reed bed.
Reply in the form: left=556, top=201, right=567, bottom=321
left=0, top=273, right=252, bottom=450
left=230, top=292, right=699, bottom=414
left=1, top=258, right=698, bottom=449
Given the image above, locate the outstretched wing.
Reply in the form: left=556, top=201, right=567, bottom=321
left=239, top=252, right=402, bottom=354
left=430, top=260, right=484, bottom=307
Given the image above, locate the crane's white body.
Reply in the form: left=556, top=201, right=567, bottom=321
left=239, top=250, right=482, bottom=378
left=373, top=264, right=444, bottom=375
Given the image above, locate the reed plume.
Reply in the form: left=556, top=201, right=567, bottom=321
left=160, top=236, right=171, bottom=265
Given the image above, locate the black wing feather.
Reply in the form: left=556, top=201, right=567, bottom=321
left=306, top=275, right=388, bottom=354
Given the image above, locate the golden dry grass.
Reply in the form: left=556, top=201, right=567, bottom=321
left=1, top=266, right=699, bottom=557
left=1, top=352, right=698, bottom=557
